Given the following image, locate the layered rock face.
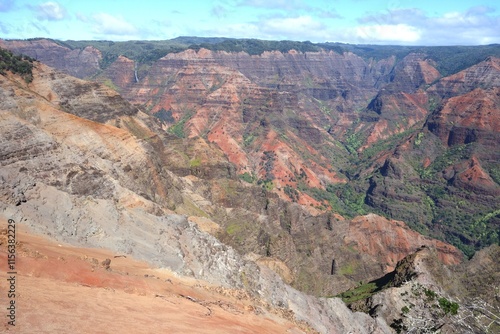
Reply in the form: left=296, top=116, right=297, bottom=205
left=0, top=39, right=102, bottom=78
left=1, top=40, right=499, bottom=332
left=0, top=59, right=402, bottom=333
left=3, top=40, right=496, bottom=255
left=365, top=56, right=500, bottom=255
left=427, top=57, right=500, bottom=147
left=345, top=214, right=462, bottom=272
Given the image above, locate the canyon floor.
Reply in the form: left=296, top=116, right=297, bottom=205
left=0, top=220, right=310, bottom=334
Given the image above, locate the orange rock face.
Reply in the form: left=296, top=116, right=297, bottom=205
left=344, top=214, right=463, bottom=272
left=97, top=55, right=137, bottom=90
left=429, top=87, right=500, bottom=146
left=446, top=156, right=500, bottom=195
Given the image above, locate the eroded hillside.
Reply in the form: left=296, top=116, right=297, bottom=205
left=1, top=40, right=499, bottom=332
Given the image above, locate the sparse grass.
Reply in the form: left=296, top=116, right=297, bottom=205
left=168, top=112, right=192, bottom=138
left=337, top=282, right=378, bottom=303
left=336, top=270, right=396, bottom=304
left=238, top=172, right=255, bottom=183
left=338, top=262, right=356, bottom=276
left=226, top=222, right=243, bottom=236
left=189, top=157, right=202, bottom=168
left=242, top=133, right=256, bottom=147
left=102, top=78, right=119, bottom=92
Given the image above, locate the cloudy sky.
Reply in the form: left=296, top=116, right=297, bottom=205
left=1, top=0, right=499, bottom=45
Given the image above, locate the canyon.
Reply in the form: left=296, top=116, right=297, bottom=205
left=0, top=39, right=499, bottom=333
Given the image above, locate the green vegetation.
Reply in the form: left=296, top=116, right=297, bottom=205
left=414, top=132, right=424, bottom=147
left=167, top=112, right=192, bottom=138
left=0, top=47, right=35, bottom=83
left=189, top=157, right=202, bottom=168
left=418, top=143, right=471, bottom=180
left=438, top=297, right=459, bottom=315
left=338, top=262, right=357, bottom=276
left=226, top=222, right=244, bottom=236
left=258, top=179, right=274, bottom=191
left=424, top=288, right=437, bottom=301
left=188, top=39, right=321, bottom=55
left=337, top=281, right=378, bottom=303
left=298, top=182, right=367, bottom=218
left=102, top=78, right=119, bottom=91
left=359, top=128, right=418, bottom=164
left=55, top=39, right=187, bottom=68
left=344, top=129, right=364, bottom=154
left=153, top=108, right=175, bottom=123
left=336, top=271, right=395, bottom=303
left=320, top=43, right=500, bottom=76
left=238, top=172, right=255, bottom=183
left=283, top=185, right=299, bottom=202
left=242, top=133, right=256, bottom=147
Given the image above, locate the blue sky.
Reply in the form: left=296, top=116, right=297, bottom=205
left=1, top=0, right=499, bottom=45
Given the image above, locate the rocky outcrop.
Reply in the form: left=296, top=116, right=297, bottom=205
left=349, top=245, right=500, bottom=333
left=96, top=55, right=137, bottom=91
left=429, top=56, right=500, bottom=99
left=0, top=61, right=397, bottom=333
left=360, top=54, right=441, bottom=145
left=445, top=157, right=500, bottom=196
left=344, top=214, right=463, bottom=272
left=427, top=87, right=500, bottom=147
left=0, top=38, right=102, bottom=79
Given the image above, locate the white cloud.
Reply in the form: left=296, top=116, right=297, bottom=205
left=354, top=6, right=500, bottom=45
left=317, top=9, right=342, bottom=19
left=355, top=24, right=421, bottom=43
left=91, top=13, right=137, bottom=37
left=358, top=8, right=426, bottom=26
left=201, top=5, right=499, bottom=45
left=35, top=1, right=67, bottom=21
left=238, top=0, right=305, bottom=10
left=196, top=15, right=329, bottom=41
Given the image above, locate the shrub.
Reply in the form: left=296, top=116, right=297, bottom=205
left=0, top=47, right=35, bottom=83
left=438, top=297, right=459, bottom=315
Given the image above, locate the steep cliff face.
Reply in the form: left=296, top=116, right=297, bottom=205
left=96, top=55, right=137, bottom=92
left=428, top=87, right=500, bottom=147
left=1, top=61, right=400, bottom=333
left=362, top=57, right=500, bottom=257
left=0, top=39, right=102, bottom=78
left=114, top=48, right=357, bottom=201
left=353, top=54, right=441, bottom=147
left=0, top=55, right=468, bottom=330
left=344, top=214, right=462, bottom=272
left=429, top=56, right=500, bottom=99
left=2, top=40, right=498, bottom=331
left=341, top=245, right=500, bottom=333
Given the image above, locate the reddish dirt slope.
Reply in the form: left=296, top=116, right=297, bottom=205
left=0, top=223, right=309, bottom=334
left=344, top=214, right=464, bottom=272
